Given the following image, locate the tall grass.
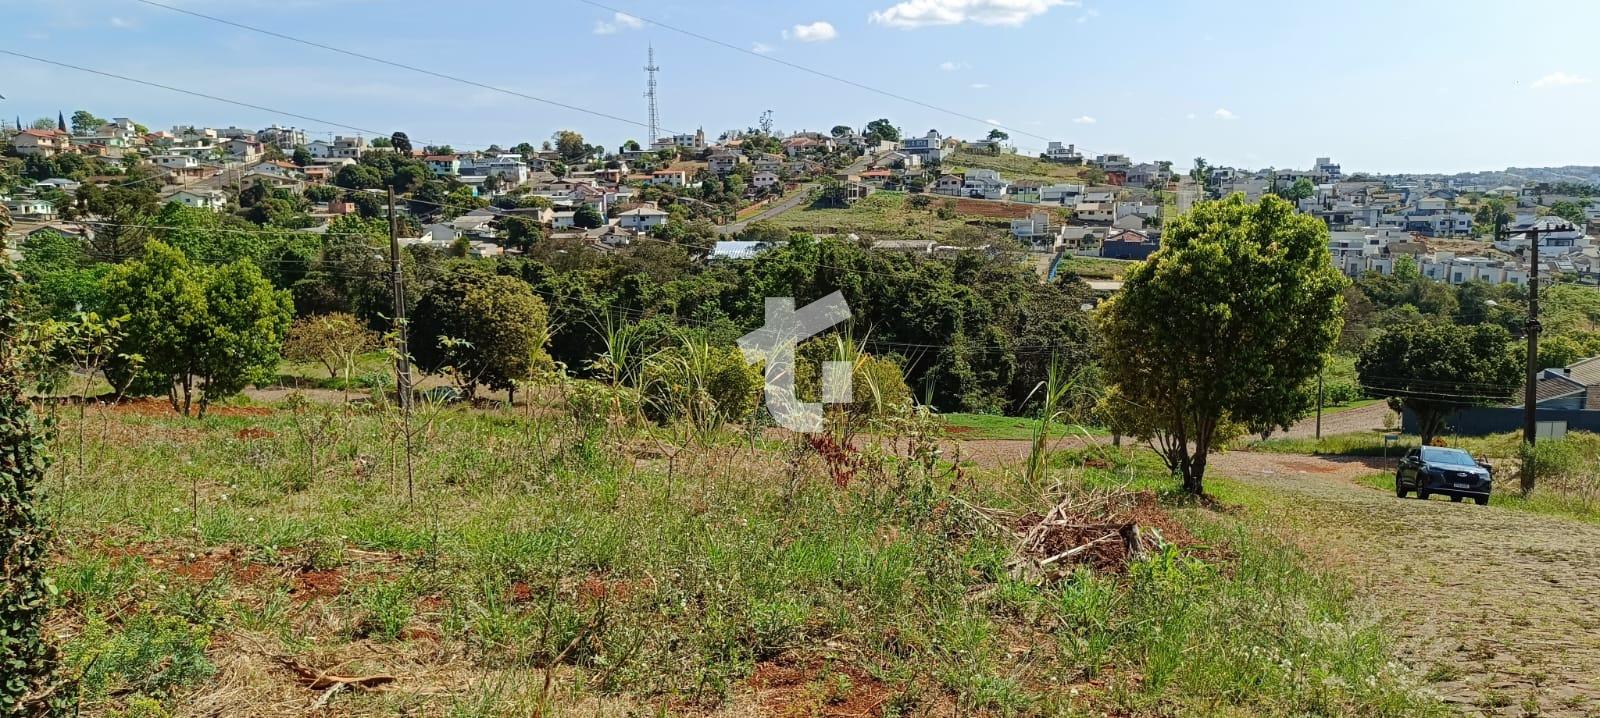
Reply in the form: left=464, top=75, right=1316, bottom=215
left=42, top=403, right=1441, bottom=716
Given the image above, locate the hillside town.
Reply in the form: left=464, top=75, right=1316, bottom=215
left=7, top=109, right=1599, bottom=294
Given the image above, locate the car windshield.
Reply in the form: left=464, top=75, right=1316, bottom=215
left=1421, top=447, right=1476, bottom=467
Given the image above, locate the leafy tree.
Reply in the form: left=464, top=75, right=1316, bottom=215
left=503, top=216, right=544, bottom=251
left=335, top=164, right=384, bottom=190
left=574, top=205, right=605, bottom=229
left=1097, top=195, right=1346, bottom=494
left=986, top=128, right=1009, bottom=143
left=292, top=145, right=312, bottom=167
left=411, top=265, right=552, bottom=399
left=863, top=119, right=900, bottom=144
left=1475, top=197, right=1513, bottom=237
left=0, top=238, right=69, bottom=717
left=389, top=131, right=413, bottom=155
left=304, top=184, right=339, bottom=203
left=283, top=312, right=376, bottom=380
left=1548, top=200, right=1588, bottom=226
left=830, top=125, right=853, bottom=138
left=69, top=109, right=106, bottom=135
left=554, top=130, right=588, bottom=164
left=620, top=139, right=640, bottom=152
left=1275, top=177, right=1314, bottom=202
left=1357, top=321, right=1520, bottom=445
left=101, top=242, right=292, bottom=416
left=27, top=117, right=56, bottom=131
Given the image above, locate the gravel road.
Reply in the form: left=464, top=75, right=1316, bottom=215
left=1210, top=452, right=1600, bottom=717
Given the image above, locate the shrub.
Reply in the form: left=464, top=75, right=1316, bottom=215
left=641, top=340, right=762, bottom=430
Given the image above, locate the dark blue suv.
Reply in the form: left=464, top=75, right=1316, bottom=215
left=1395, top=446, right=1492, bottom=505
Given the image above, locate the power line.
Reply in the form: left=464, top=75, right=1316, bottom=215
left=131, top=0, right=679, bottom=137
left=569, top=0, right=1064, bottom=148
left=0, top=50, right=390, bottom=139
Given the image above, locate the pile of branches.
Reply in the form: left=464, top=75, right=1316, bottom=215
left=962, top=488, right=1176, bottom=582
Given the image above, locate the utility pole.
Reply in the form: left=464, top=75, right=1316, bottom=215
left=387, top=187, right=412, bottom=412
left=1315, top=370, right=1324, bottom=441
left=1499, top=223, right=1543, bottom=494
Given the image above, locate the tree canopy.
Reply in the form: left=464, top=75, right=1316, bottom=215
left=1357, top=321, right=1520, bottom=445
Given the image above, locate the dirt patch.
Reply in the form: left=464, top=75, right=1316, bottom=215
left=1211, top=452, right=1600, bottom=716
left=234, top=427, right=276, bottom=441
left=108, top=398, right=274, bottom=418
left=749, top=655, right=892, bottom=718
left=293, top=569, right=344, bottom=600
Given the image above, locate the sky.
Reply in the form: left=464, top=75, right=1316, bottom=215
left=5, top=0, right=1600, bottom=175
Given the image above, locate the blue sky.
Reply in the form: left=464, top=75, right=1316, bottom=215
left=5, top=0, right=1600, bottom=174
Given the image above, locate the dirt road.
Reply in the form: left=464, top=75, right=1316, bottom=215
left=1211, top=452, right=1600, bottom=717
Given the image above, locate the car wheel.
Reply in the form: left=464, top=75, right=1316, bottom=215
left=1395, top=477, right=1408, bottom=498
left=1450, top=496, right=1462, bottom=503
left=1475, top=496, right=1490, bottom=506
left=1417, top=488, right=1430, bottom=501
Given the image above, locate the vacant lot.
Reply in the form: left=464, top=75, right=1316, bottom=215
left=37, top=401, right=1438, bottom=716
left=945, top=151, right=1091, bottom=184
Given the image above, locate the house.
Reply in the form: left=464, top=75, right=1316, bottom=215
left=1494, top=216, right=1590, bottom=255
left=3, top=197, right=55, bottom=220
left=1312, top=157, right=1342, bottom=183
left=550, top=211, right=577, bottom=229
left=782, top=136, right=833, bottom=157
left=752, top=171, right=780, bottom=190
left=1011, top=180, right=1045, bottom=203
left=307, top=139, right=334, bottom=159
left=425, top=155, right=461, bottom=177
left=25, top=223, right=93, bottom=244
left=874, top=150, right=920, bottom=169
left=330, top=136, right=367, bottom=160
left=652, top=128, right=707, bottom=151
left=1010, top=211, right=1062, bottom=249
left=961, top=169, right=1009, bottom=200
left=616, top=204, right=670, bottom=232
left=1040, top=183, right=1085, bottom=205
left=752, top=153, right=785, bottom=174
left=1044, top=141, right=1082, bottom=164
left=648, top=170, right=688, bottom=187
left=1101, top=229, right=1159, bottom=260
left=1534, top=358, right=1600, bottom=410
left=169, top=189, right=227, bottom=212
left=256, top=125, right=306, bottom=149
left=10, top=129, right=71, bottom=157
left=33, top=178, right=81, bottom=194
left=225, top=138, right=264, bottom=161
left=898, top=130, right=947, bottom=163
left=860, top=168, right=894, bottom=185
left=708, top=152, right=746, bottom=174
left=151, top=154, right=199, bottom=170
left=931, top=174, right=966, bottom=197
left=1075, top=201, right=1116, bottom=224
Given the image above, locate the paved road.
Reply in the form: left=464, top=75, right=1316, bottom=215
left=715, top=151, right=886, bottom=236
left=1212, top=452, right=1600, bottom=717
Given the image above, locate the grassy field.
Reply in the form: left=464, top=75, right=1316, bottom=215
left=1055, top=256, right=1135, bottom=280
left=1355, top=472, right=1600, bottom=524
left=944, top=151, right=1092, bottom=184
left=32, top=396, right=1442, bottom=717
left=765, top=191, right=1012, bottom=241
left=942, top=412, right=1106, bottom=441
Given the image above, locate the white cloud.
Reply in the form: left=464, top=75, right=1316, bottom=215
left=109, top=16, right=136, bottom=28
left=1213, top=108, right=1238, bottom=120
left=1073, top=115, right=1096, bottom=124
left=786, top=21, right=838, bottom=42
left=985, top=118, right=1003, bottom=125
left=969, top=83, right=990, bottom=89
left=870, top=0, right=1077, bottom=28
left=593, top=11, right=644, bottom=35
left=1185, top=113, right=1197, bottom=120
left=752, top=42, right=775, bottom=54
left=1532, top=71, right=1590, bottom=89
left=939, top=60, right=971, bottom=71
left=1076, top=8, right=1100, bottom=23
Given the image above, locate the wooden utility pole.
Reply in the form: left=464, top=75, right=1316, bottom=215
left=1498, top=224, right=1543, bottom=494
left=1315, top=370, right=1324, bottom=441
left=387, top=188, right=412, bottom=410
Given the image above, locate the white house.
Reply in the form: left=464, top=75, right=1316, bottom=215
left=752, top=171, right=780, bottom=190
left=151, top=154, right=199, bottom=169
left=616, top=204, right=670, bottom=232
left=708, top=152, right=746, bottom=174
left=424, top=155, right=460, bottom=177
left=899, top=130, right=946, bottom=163
left=961, top=169, right=1009, bottom=200
left=169, top=189, right=227, bottom=212
left=649, top=170, right=688, bottom=187
left=1040, top=183, right=1084, bottom=205
left=1075, top=201, right=1116, bottom=224
left=931, top=174, right=965, bottom=197
left=225, top=138, right=264, bottom=161
left=1044, top=142, right=1082, bottom=164
left=3, top=197, right=55, bottom=219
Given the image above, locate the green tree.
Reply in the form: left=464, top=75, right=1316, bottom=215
left=292, top=145, right=312, bottom=167
left=830, top=124, right=853, bottom=138
left=101, top=242, right=292, bottom=416
left=1548, top=200, right=1588, bottom=226
left=334, top=164, right=384, bottom=190
left=554, top=130, right=587, bottom=164
left=1475, top=197, right=1513, bottom=237
left=283, top=312, right=376, bottom=380
left=986, top=128, right=1009, bottom=143
left=1357, top=321, right=1520, bottom=445
left=69, top=109, right=106, bottom=135
left=574, top=205, right=605, bottom=229
left=389, top=131, right=413, bottom=155
left=863, top=119, right=900, bottom=144
left=1097, top=194, right=1347, bottom=494
left=1275, top=177, right=1315, bottom=202
left=411, top=265, right=552, bottom=399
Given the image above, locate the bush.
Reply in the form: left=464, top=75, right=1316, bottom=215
left=641, top=341, right=762, bottom=429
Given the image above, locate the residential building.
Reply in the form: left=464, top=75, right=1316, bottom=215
left=424, top=155, right=461, bottom=177
left=961, top=169, right=1009, bottom=200
left=899, top=130, right=947, bottom=163
left=648, top=170, right=689, bottom=187
left=931, top=174, right=965, bottom=196
left=10, top=129, right=70, bottom=157
left=616, top=204, right=670, bottom=232
left=1101, top=229, right=1159, bottom=259
left=256, top=125, right=307, bottom=149
left=225, top=137, right=264, bottom=161
left=1075, top=200, right=1116, bottom=224
left=3, top=197, right=55, bottom=219
left=652, top=128, right=706, bottom=152
left=1040, top=183, right=1084, bottom=205
left=707, top=152, right=746, bottom=174
left=752, top=171, right=780, bottom=190
left=151, top=154, right=199, bottom=169
left=330, top=136, right=367, bottom=160
left=1044, top=142, right=1083, bottom=164
left=1494, top=216, right=1590, bottom=255
left=1312, top=157, right=1342, bottom=183
left=169, top=189, right=227, bottom=212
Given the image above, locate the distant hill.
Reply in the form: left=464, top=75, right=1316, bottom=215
left=1395, top=166, right=1600, bottom=187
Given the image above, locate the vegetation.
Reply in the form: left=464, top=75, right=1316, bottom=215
left=1098, top=195, right=1346, bottom=494
left=1356, top=321, right=1521, bottom=445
